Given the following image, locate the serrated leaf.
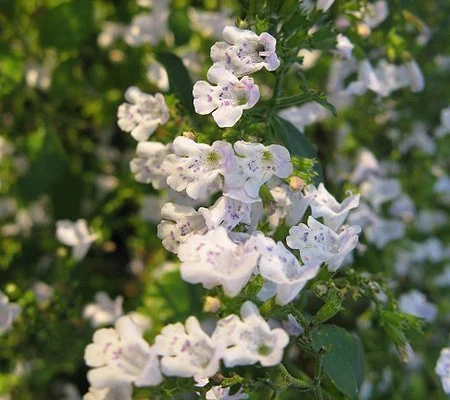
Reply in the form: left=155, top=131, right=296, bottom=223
left=155, top=52, right=195, bottom=114
left=312, top=325, right=365, bottom=400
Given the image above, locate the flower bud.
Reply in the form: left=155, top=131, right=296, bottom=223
left=203, top=296, right=221, bottom=313
left=182, top=131, right=196, bottom=141
left=289, top=176, right=304, bottom=191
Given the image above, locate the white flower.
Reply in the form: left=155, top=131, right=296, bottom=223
left=287, top=217, right=361, bottom=271
left=360, top=176, right=401, bottom=211
left=56, top=219, right=98, bottom=260
left=130, top=141, right=170, bottom=188
left=193, top=66, right=260, bottom=128
left=124, top=12, right=168, bottom=47
left=349, top=203, right=405, bottom=248
left=307, top=183, right=360, bottom=231
left=155, top=316, right=222, bottom=379
left=435, top=106, right=450, bottom=138
left=97, top=22, right=126, bottom=48
left=334, top=34, right=354, bottom=59
left=317, top=0, right=336, bottom=13
left=25, top=62, right=52, bottom=91
left=247, top=233, right=320, bottom=305
left=163, top=136, right=234, bottom=199
left=388, top=195, right=416, bottom=220
left=0, top=291, right=21, bottom=335
left=435, top=347, right=450, bottom=394
left=350, top=149, right=380, bottom=184
left=84, top=316, right=162, bottom=389
left=83, top=292, right=124, bottom=328
left=146, top=59, right=169, bottom=91
left=398, top=123, right=436, bottom=155
left=128, top=312, right=152, bottom=334
left=210, top=26, right=280, bottom=77
left=398, top=290, right=437, bottom=323
left=214, top=301, right=289, bottom=367
left=157, top=202, right=207, bottom=253
left=117, top=87, right=169, bottom=141
left=360, top=1, right=389, bottom=29
left=267, top=177, right=313, bottom=229
left=31, top=282, right=53, bottom=307
left=205, top=386, right=249, bottom=400
left=178, top=227, right=259, bottom=296
left=224, top=141, right=293, bottom=203
left=199, top=196, right=252, bottom=231
left=188, top=8, right=232, bottom=39
left=406, top=60, right=425, bottom=92
left=278, top=102, right=331, bottom=133
left=84, top=384, right=132, bottom=400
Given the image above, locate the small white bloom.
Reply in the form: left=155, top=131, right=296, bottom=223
left=435, top=347, right=450, bottom=394
left=307, top=183, right=360, bottom=231
left=155, top=316, right=222, bottom=379
left=214, top=301, right=289, bottom=367
left=267, top=177, right=313, bottom=229
left=146, top=59, right=169, bottom=91
left=361, top=0, right=389, bottom=29
left=199, top=196, right=252, bottom=231
left=205, top=386, right=249, bottom=400
left=224, top=141, right=293, bottom=203
left=163, top=136, right=234, bottom=199
left=178, top=227, right=259, bottom=296
left=435, top=106, right=450, bottom=138
left=406, top=60, right=425, bottom=92
left=360, top=176, right=401, bottom=211
left=85, top=316, right=162, bottom=389
left=188, top=8, right=232, bottom=39
left=193, top=66, right=260, bottom=128
left=247, top=233, right=320, bottom=305
left=25, top=62, right=52, bottom=91
left=117, top=87, right=169, bottom=141
left=124, top=12, right=168, bottom=47
left=211, top=26, right=280, bottom=77
left=97, top=22, right=126, bottom=48
left=32, top=282, right=53, bottom=307
left=398, top=290, right=437, bottom=322
left=317, top=0, right=336, bottom=13
left=56, top=219, right=98, bottom=260
left=415, top=209, right=447, bottom=233
left=83, top=292, right=124, bottom=328
left=398, top=123, right=436, bottom=155
left=130, top=141, right=170, bottom=188
left=287, top=216, right=361, bottom=271
left=157, top=202, right=207, bottom=253
left=0, top=291, right=21, bottom=335
left=84, top=384, right=132, bottom=400
left=388, top=195, right=416, bottom=220
left=351, top=149, right=380, bottom=184
left=278, top=103, right=330, bottom=133
left=334, top=34, right=354, bottom=59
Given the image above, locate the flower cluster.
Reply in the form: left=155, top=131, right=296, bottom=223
left=84, top=302, right=288, bottom=397
left=193, top=26, right=280, bottom=127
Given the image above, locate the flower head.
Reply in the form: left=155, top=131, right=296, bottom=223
left=213, top=301, right=289, bottom=367
left=224, top=142, right=293, bottom=203
left=436, top=347, right=450, bottom=394
left=56, top=219, right=98, bottom=260
left=157, top=202, right=207, bottom=253
left=83, top=292, right=124, bottom=328
left=287, top=217, right=361, bottom=271
left=0, top=291, right=21, bottom=335
left=130, top=141, right=170, bottom=188
left=211, top=26, right=280, bottom=77
left=117, top=87, right=169, bottom=141
left=398, top=290, right=437, bottom=322
left=84, top=316, right=162, bottom=389
left=155, top=317, right=222, bottom=379
left=163, top=136, right=234, bottom=199
left=307, top=183, right=360, bottom=231
left=193, top=66, right=260, bottom=127
left=178, top=227, right=259, bottom=296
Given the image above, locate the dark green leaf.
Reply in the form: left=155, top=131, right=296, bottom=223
left=38, top=0, right=92, bottom=50
left=271, top=116, right=316, bottom=158
left=18, top=128, right=67, bottom=202
left=169, top=8, right=192, bottom=46
left=156, top=51, right=195, bottom=114
left=312, top=325, right=365, bottom=400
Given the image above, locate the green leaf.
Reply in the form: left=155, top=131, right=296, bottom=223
left=17, top=128, right=67, bottom=202
left=38, top=0, right=92, bottom=50
left=312, top=325, right=365, bottom=400
left=313, top=291, right=344, bottom=324
left=169, top=8, right=191, bottom=46
left=0, top=55, right=23, bottom=95
left=155, top=52, right=195, bottom=114
left=271, top=116, right=316, bottom=158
